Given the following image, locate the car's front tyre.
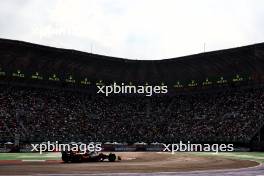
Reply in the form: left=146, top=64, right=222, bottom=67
left=108, top=153, right=116, bottom=162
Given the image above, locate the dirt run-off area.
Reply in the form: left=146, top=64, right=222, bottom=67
left=0, top=152, right=258, bottom=175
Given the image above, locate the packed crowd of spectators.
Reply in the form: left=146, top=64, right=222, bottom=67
left=0, top=84, right=263, bottom=144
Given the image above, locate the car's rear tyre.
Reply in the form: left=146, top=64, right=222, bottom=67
left=108, top=153, right=116, bottom=162
left=61, top=152, right=69, bottom=163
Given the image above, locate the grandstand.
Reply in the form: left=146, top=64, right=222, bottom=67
left=1, top=38, right=264, bottom=87
left=0, top=38, right=264, bottom=150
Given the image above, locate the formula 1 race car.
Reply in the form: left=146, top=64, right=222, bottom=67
left=61, top=151, right=120, bottom=163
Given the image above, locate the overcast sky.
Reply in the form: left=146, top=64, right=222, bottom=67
left=0, top=0, right=264, bottom=60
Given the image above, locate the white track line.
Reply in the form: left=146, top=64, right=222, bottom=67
left=22, top=160, right=46, bottom=162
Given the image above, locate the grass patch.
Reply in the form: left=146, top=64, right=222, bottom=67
left=0, top=152, right=61, bottom=160
left=192, top=152, right=264, bottom=163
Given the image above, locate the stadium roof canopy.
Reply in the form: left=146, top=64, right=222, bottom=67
left=0, top=38, right=264, bottom=85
